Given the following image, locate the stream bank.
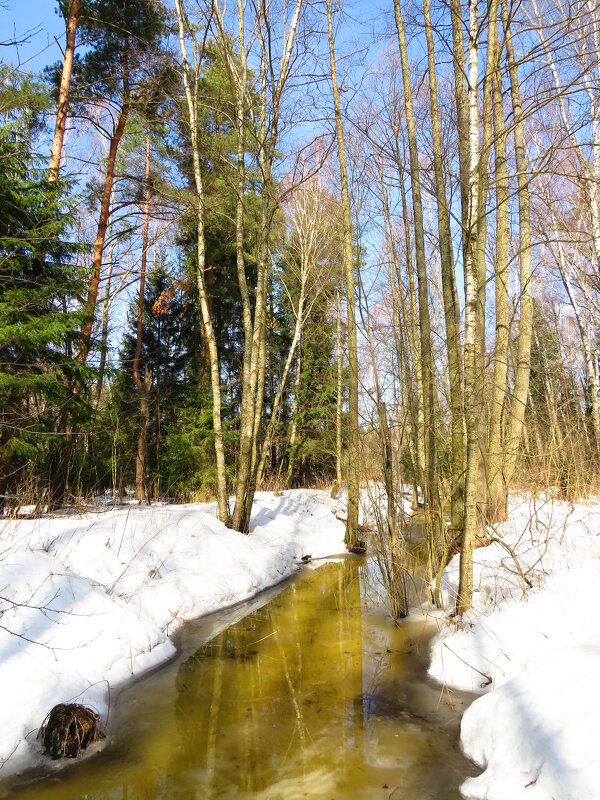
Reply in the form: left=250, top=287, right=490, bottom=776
left=2, top=556, right=479, bottom=799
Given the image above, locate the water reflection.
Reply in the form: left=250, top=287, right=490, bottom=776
left=2, top=559, right=478, bottom=800
left=166, top=560, right=365, bottom=798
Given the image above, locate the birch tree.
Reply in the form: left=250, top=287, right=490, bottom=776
left=175, top=0, right=230, bottom=522
left=454, top=0, right=481, bottom=614
left=256, top=179, right=335, bottom=486
left=231, top=0, right=304, bottom=532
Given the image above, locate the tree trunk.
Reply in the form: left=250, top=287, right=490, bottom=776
left=95, top=208, right=114, bottom=408
left=497, top=0, right=533, bottom=516
left=231, top=0, right=303, bottom=533
left=397, top=159, right=426, bottom=491
left=256, top=290, right=305, bottom=487
left=49, top=42, right=130, bottom=511
left=381, top=176, right=419, bottom=509
left=487, top=5, right=510, bottom=522
left=214, top=0, right=254, bottom=524
left=474, top=0, right=497, bottom=516
left=423, top=0, right=464, bottom=540
left=49, top=0, right=81, bottom=181
left=175, top=0, right=230, bottom=523
left=326, top=0, right=359, bottom=550
left=393, top=0, right=440, bottom=561
left=394, top=166, right=424, bottom=505
left=456, top=0, right=481, bottom=615
left=133, top=129, right=152, bottom=503
left=334, top=287, right=343, bottom=495
left=78, top=47, right=131, bottom=363
left=357, top=257, right=396, bottom=541
left=286, top=344, right=302, bottom=485
left=380, top=402, right=396, bottom=540
left=135, top=369, right=152, bottom=503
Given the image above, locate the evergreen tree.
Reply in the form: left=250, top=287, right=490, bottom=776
left=112, top=258, right=221, bottom=499
left=0, top=67, right=86, bottom=509
left=285, top=297, right=338, bottom=486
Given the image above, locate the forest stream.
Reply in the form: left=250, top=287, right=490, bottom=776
left=1, top=554, right=480, bottom=799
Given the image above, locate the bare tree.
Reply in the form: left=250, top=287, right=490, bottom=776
left=393, top=0, right=439, bottom=543
left=325, top=0, right=360, bottom=549
left=256, top=178, right=335, bottom=486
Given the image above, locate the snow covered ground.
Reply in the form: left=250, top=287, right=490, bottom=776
left=0, top=490, right=347, bottom=776
left=430, top=494, right=600, bottom=800
left=4, top=485, right=599, bottom=798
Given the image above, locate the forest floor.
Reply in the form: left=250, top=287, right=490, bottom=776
left=0, top=489, right=347, bottom=777
left=431, top=492, right=600, bottom=799
left=0, top=488, right=598, bottom=799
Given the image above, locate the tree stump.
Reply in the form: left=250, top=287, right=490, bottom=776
left=39, top=704, right=104, bottom=759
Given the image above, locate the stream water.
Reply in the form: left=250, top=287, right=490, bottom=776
left=3, top=557, right=479, bottom=799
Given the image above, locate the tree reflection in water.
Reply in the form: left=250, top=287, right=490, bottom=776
left=3, top=558, right=478, bottom=800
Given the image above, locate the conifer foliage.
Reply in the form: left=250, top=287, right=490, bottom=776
left=0, top=72, right=85, bottom=507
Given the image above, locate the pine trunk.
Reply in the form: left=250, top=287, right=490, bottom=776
left=49, top=0, right=80, bottom=181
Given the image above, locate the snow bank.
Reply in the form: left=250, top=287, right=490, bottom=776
left=0, top=490, right=346, bottom=775
left=429, top=494, right=600, bottom=799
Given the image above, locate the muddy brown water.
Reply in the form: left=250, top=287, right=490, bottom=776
left=1, top=557, right=480, bottom=799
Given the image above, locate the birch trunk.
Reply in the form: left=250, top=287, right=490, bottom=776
left=175, top=0, right=230, bottom=523
left=286, top=345, right=302, bottom=485
left=256, top=290, right=305, bottom=487
left=231, top=0, right=303, bottom=533
left=456, top=0, right=481, bottom=615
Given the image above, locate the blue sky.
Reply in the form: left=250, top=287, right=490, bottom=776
left=1, top=0, right=393, bottom=74
left=2, top=0, right=65, bottom=71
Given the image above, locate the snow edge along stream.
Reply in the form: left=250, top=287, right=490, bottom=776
left=429, top=493, right=600, bottom=800
left=0, top=489, right=347, bottom=777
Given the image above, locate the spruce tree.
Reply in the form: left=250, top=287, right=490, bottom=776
left=0, top=68, right=86, bottom=510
